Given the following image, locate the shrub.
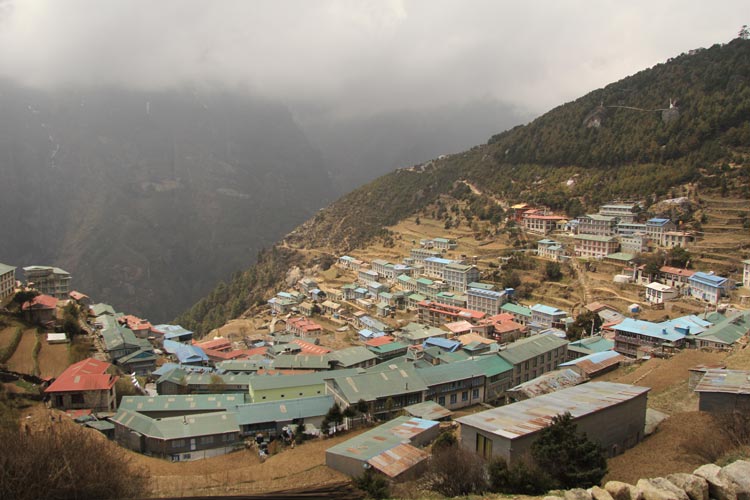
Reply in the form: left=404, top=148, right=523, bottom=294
left=426, top=445, right=488, bottom=496
left=488, top=457, right=556, bottom=495
left=0, top=424, right=146, bottom=500
left=353, top=468, right=390, bottom=500
left=544, top=261, right=563, bottom=281
left=431, top=430, right=457, bottom=451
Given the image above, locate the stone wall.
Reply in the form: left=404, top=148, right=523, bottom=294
left=544, top=460, right=750, bottom=500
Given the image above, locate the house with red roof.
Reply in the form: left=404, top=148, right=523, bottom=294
left=22, top=294, right=59, bottom=327
left=68, top=290, right=91, bottom=309
left=44, top=358, right=118, bottom=412
left=118, top=314, right=154, bottom=338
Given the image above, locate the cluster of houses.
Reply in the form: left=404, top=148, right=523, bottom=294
left=525, top=201, right=694, bottom=261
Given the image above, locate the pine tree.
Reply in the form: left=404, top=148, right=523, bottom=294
left=530, top=412, right=607, bottom=489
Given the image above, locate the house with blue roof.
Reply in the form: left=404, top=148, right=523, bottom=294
left=646, top=218, right=676, bottom=242
left=530, top=304, right=569, bottom=333
left=153, top=324, right=194, bottom=344
left=163, top=339, right=209, bottom=365
left=422, top=337, right=461, bottom=352
left=613, top=318, right=688, bottom=357
left=688, top=272, right=732, bottom=304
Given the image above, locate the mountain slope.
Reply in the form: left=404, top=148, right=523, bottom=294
left=179, top=38, right=750, bottom=335
left=0, top=85, right=336, bottom=320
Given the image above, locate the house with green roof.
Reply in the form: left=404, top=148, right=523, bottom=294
left=567, top=335, right=615, bottom=361
left=112, top=409, right=241, bottom=461
left=0, top=262, right=16, bottom=300
left=248, top=372, right=329, bottom=403
left=472, top=354, right=514, bottom=403
left=328, top=346, right=377, bottom=370
left=694, top=311, right=750, bottom=350
left=366, top=340, right=410, bottom=362
left=500, top=303, right=532, bottom=325
left=499, top=333, right=569, bottom=386
left=418, top=361, right=486, bottom=410
left=325, top=365, right=427, bottom=418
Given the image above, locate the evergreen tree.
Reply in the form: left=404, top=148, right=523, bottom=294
left=531, top=412, right=607, bottom=489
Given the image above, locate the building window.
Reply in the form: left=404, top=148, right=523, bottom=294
left=438, top=396, right=445, bottom=406
left=461, top=391, right=468, bottom=402
left=450, top=394, right=457, bottom=405
left=476, top=433, right=493, bottom=459
left=200, top=436, right=214, bottom=445
left=172, top=439, right=185, bottom=448
left=472, top=389, right=479, bottom=400
left=71, top=393, right=84, bottom=405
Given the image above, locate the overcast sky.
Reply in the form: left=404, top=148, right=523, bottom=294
left=0, top=0, right=745, bottom=118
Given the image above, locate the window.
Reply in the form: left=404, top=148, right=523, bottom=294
left=450, top=394, right=457, bottom=405
left=461, top=391, right=468, bottom=402
left=438, top=396, right=445, bottom=406
left=172, top=439, right=185, bottom=448
left=200, top=436, right=214, bottom=445
left=472, top=389, right=479, bottom=400
left=71, top=393, right=84, bottom=405
left=476, top=433, right=493, bottom=459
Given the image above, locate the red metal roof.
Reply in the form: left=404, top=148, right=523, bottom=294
left=193, top=337, right=232, bottom=351
left=660, top=266, right=695, bottom=277
left=69, top=291, right=89, bottom=301
left=22, top=294, right=58, bottom=311
left=44, top=358, right=118, bottom=393
left=290, top=339, right=331, bottom=355
left=365, top=335, right=395, bottom=347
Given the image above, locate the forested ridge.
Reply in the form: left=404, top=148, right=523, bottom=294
left=178, top=37, right=750, bottom=335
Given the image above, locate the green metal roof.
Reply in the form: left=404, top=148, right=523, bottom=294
left=501, top=303, right=532, bottom=317
left=367, top=341, right=409, bottom=355
left=398, top=322, right=446, bottom=341
left=472, top=354, right=514, bottom=377
left=417, top=360, right=486, bottom=386
left=326, top=416, right=438, bottom=460
left=605, top=252, right=635, bottom=262
left=91, top=303, right=116, bottom=316
left=233, top=395, right=334, bottom=426
left=498, top=334, right=568, bottom=365
left=694, top=311, right=750, bottom=346
left=119, top=394, right=246, bottom=413
left=272, top=354, right=330, bottom=370
left=326, top=366, right=427, bottom=402
left=568, top=336, right=615, bottom=354
left=468, top=282, right=495, bottom=291
left=574, top=234, right=618, bottom=242
left=328, top=346, right=377, bottom=367
left=0, top=262, right=16, bottom=275
left=249, top=372, right=329, bottom=391
left=111, top=409, right=238, bottom=439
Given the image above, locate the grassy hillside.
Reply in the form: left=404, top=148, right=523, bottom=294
left=179, top=37, right=750, bottom=335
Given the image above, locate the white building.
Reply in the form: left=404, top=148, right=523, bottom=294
left=443, top=263, right=480, bottom=292
left=537, top=239, right=566, bottom=261
left=577, top=214, right=617, bottom=236
left=0, top=263, right=15, bottom=300
left=598, top=203, right=640, bottom=223
left=645, top=282, right=679, bottom=304
left=743, top=260, right=750, bottom=289
left=574, top=235, right=619, bottom=259
left=23, top=266, right=72, bottom=300
left=467, top=288, right=506, bottom=316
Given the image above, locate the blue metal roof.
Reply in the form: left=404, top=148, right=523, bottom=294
left=163, top=339, right=208, bottom=363
left=531, top=303, right=566, bottom=315
left=424, top=257, right=454, bottom=265
left=647, top=218, right=671, bottom=225
left=689, top=272, right=729, bottom=288
left=467, top=288, right=504, bottom=299
left=422, top=337, right=461, bottom=351
left=560, top=350, right=620, bottom=366
left=613, top=318, right=685, bottom=342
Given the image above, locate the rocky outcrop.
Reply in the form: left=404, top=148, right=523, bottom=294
left=556, top=460, right=750, bottom=500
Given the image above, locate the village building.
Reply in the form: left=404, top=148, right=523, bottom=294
left=536, top=239, right=566, bottom=261
left=619, top=233, right=650, bottom=254
left=743, top=260, right=750, bottom=289
left=327, top=346, right=378, bottom=370
left=694, top=369, right=750, bottom=413
left=297, top=278, right=319, bottom=296
left=396, top=322, right=448, bottom=345
left=409, top=248, right=442, bottom=265
left=645, top=282, right=679, bottom=304
left=566, top=335, right=615, bottom=360
left=693, top=311, right=750, bottom=350
left=506, top=368, right=586, bottom=402
left=457, top=382, right=649, bottom=462
left=21, top=294, right=58, bottom=327
left=442, top=263, right=480, bottom=292
left=645, top=218, right=676, bottom=242
left=337, top=255, right=364, bottom=271
left=598, top=202, right=639, bottom=223
left=163, top=339, right=209, bottom=366
left=559, top=350, right=626, bottom=378
left=574, top=234, right=620, bottom=259
left=419, top=362, right=486, bottom=409
left=498, top=333, right=569, bottom=386
left=153, top=324, right=194, bottom=343
left=434, top=291, right=467, bottom=308
left=285, top=316, right=323, bottom=336
left=612, top=317, right=688, bottom=357
left=118, top=314, right=153, bottom=338
left=326, top=416, right=439, bottom=479
left=325, top=365, right=427, bottom=418
left=577, top=214, right=618, bottom=236
left=467, top=288, right=507, bottom=316
left=417, top=300, right=485, bottom=327
left=617, top=221, right=648, bottom=235
left=0, top=262, right=15, bottom=300
left=248, top=372, right=329, bottom=403
left=661, top=231, right=693, bottom=248
left=659, top=266, right=695, bottom=293
left=366, top=340, right=410, bottom=362
left=688, top=272, right=732, bottom=304
left=478, top=313, right=527, bottom=343
left=271, top=354, right=330, bottom=371
left=530, top=304, right=569, bottom=331
left=420, top=237, right=457, bottom=250
left=23, top=265, right=72, bottom=299
left=501, top=303, right=532, bottom=326
left=422, top=257, right=458, bottom=279
left=45, top=358, right=118, bottom=412
left=112, top=409, right=241, bottom=461
left=522, top=212, right=566, bottom=235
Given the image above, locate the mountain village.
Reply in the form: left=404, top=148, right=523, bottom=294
left=2, top=189, right=750, bottom=496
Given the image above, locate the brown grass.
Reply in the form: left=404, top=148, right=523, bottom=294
left=5, top=327, right=38, bottom=374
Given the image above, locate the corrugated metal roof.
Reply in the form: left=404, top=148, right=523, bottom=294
left=404, top=400, right=453, bottom=420
left=119, top=394, right=245, bottom=412
left=498, top=333, right=568, bottom=365
left=233, top=395, right=334, bottom=425
left=508, top=368, right=586, bottom=399
left=327, top=416, right=438, bottom=460
left=327, top=365, right=427, bottom=402
left=694, top=369, right=750, bottom=395
left=367, top=443, right=429, bottom=478
left=111, top=409, right=239, bottom=439
left=457, top=381, right=649, bottom=440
